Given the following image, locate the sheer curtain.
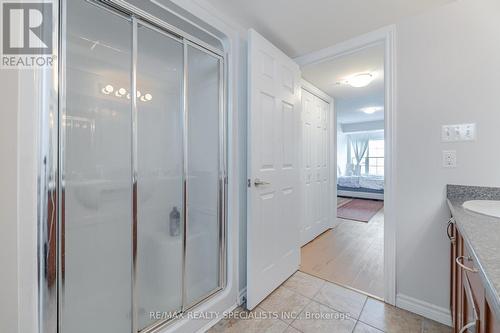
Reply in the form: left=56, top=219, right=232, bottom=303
left=350, top=134, right=369, bottom=175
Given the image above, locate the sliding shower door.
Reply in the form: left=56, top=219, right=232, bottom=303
left=62, top=2, right=132, bottom=333
left=184, top=44, right=224, bottom=306
left=136, top=23, right=184, bottom=330
left=59, top=2, right=225, bottom=332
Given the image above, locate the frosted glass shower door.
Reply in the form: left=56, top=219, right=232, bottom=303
left=136, top=22, right=184, bottom=330
left=184, top=44, right=223, bottom=306
left=62, top=2, right=132, bottom=333
left=61, top=2, right=226, bottom=330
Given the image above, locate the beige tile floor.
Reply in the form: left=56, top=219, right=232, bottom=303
left=208, top=271, right=451, bottom=333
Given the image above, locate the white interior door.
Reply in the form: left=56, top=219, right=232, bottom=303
left=300, top=89, right=331, bottom=246
left=247, top=29, right=301, bottom=310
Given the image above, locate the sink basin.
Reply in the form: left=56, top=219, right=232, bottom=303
left=463, top=200, right=500, bottom=218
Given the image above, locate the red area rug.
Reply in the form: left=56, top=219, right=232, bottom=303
left=337, top=199, right=383, bottom=222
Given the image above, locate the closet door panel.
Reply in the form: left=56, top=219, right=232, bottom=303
left=300, top=89, right=330, bottom=244
left=301, top=90, right=314, bottom=244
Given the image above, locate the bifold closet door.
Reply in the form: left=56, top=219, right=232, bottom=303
left=300, top=89, right=330, bottom=246
left=62, top=2, right=132, bottom=332
left=136, top=23, right=184, bottom=330
left=184, top=44, right=223, bottom=306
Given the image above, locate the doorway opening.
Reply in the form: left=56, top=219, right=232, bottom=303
left=299, top=43, right=386, bottom=300
left=245, top=27, right=396, bottom=311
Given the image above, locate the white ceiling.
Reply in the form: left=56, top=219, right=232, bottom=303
left=203, top=0, right=453, bottom=58
left=302, top=44, right=385, bottom=124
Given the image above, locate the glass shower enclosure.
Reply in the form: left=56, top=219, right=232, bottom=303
left=45, top=1, right=227, bottom=332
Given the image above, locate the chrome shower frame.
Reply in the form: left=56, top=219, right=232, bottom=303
left=38, top=1, right=228, bottom=332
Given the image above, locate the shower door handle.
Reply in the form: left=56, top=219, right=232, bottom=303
left=254, top=178, right=271, bottom=187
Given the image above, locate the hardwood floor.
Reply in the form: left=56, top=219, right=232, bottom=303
left=300, top=206, right=384, bottom=298
left=337, top=197, right=353, bottom=207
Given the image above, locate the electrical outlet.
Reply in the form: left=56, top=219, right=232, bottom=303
left=443, top=150, right=457, bottom=168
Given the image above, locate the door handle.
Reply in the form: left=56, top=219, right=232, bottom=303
left=254, top=178, right=271, bottom=187
left=459, top=321, right=476, bottom=333
left=446, top=217, right=455, bottom=242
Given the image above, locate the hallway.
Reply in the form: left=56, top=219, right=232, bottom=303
left=300, top=208, right=384, bottom=298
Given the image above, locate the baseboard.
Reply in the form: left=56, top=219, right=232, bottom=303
left=396, top=294, right=452, bottom=327
left=337, top=190, right=384, bottom=200
left=238, top=287, right=247, bottom=306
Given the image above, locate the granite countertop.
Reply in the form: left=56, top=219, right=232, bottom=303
left=447, top=184, right=500, bottom=319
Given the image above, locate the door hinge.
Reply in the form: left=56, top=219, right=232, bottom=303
left=247, top=178, right=251, bottom=188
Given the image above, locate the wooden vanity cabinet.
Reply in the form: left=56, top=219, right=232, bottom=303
left=450, top=222, right=500, bottom=333
left=486, top=302, right=500, bottom=333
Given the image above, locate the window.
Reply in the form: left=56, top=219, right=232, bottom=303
left=349, top=138, right=384, bottom=176
left=366, top=139, right=384, bottom=176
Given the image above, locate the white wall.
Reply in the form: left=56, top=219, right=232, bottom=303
left=341, top=120, right=384, bottom=133
left=395, top=0, right=500, bottom=311
left=337, top=123, right=348, bottom=176
left=0, top=71, right=19, bottom=333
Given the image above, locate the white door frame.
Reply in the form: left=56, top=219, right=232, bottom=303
left=294, top=25, right=397, bottom=305
left=300, top=79, right=338, bottom=240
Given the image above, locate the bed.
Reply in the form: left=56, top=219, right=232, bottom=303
left=337, top=175, right=384, bottom=200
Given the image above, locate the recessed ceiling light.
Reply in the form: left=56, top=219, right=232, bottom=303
left=346, top=73, right=373, bottom=88
left=361, top=106, right=383, bottom=114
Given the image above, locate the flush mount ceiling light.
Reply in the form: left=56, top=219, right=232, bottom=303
left=345, top=73, right=374, bottom=88
left=361, top=106, right=383, bottom=114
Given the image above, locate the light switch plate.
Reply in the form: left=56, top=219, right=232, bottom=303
left=441, top=125, right=454, bottom=142
left=462, top=123, right=476, bottom=141
left=442, top=123, right=476, bottom=142
left=443, top=150, right=457, bottom=168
